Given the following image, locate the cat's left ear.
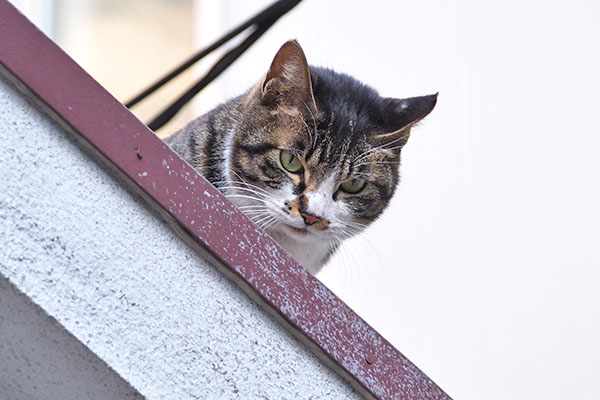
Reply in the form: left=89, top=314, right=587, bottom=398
left=260, top=40, right=317, bottom=110
left=375, top=93, right=438, bottom=146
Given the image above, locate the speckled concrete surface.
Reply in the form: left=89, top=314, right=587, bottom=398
left=0, top=275, right=144, bottom=399
left=0, top=74, right=361, bottom=399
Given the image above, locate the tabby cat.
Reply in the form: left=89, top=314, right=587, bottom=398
left=167, top=40, right=437, bottom=275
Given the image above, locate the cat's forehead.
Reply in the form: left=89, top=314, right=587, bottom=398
left=310, top=67, right=385, bottom=143
left=279, top=75, right=384, bottom=150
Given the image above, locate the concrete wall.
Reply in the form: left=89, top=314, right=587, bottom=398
left=0, top=275, right=143, bottom=399
left=0, top=73, right=360, bottom=399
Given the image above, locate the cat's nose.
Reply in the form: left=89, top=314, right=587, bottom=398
left=300, top=211, right=323, bottom=225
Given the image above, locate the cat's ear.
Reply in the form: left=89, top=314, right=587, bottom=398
left=261, top=40, right=317, bottom=110
left=375, top=93, right=438, bottom=147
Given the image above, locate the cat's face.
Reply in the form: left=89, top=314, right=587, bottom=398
left=225, top=41, right=436, bottom=267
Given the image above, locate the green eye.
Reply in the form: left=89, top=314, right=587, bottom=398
left=280, top=150, right=303, bottom=173
left=340, top=177, right=367, bottom=194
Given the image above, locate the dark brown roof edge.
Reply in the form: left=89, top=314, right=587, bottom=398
left=0, top=2, right=450, bottom=399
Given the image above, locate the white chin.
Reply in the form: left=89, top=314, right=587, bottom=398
left=272, top=223, right=312, bottom=240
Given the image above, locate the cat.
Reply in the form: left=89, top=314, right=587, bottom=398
left=166, top=40, right=437, bottom=275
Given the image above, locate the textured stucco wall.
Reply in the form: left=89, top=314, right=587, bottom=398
left=0, top=74, right=361, bottom=399
left=0, top=275, right=143, bottom=399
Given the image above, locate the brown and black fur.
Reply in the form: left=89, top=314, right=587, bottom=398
left=167, top=40, right=437, bottom=274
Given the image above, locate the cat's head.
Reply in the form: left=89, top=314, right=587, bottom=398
left=227, top=40, right=436, bottom=268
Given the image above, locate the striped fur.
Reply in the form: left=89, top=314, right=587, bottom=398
left=166, top=40, right=437, bottom=274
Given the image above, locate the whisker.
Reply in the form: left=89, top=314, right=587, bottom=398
left=301, top=98, right=318, bottom=149
left=253, top=214, right=274, bottom=226
left=218, top=186, right=278, bottom=204
left=242, top=210, right=271, bottom=216
left=225, top=194, right=274, bottom=204
left=237, top=205, right=272, bottom=210
left=353, top=160, right=400, bottom=168
left=330, top=234, right=359, bottom=287
left=338, top=218, right=369, bottom=230
left=353, top=134, right=409, bottom=163
left=354, top=144, right=404, bottom=163
left=336, top=226, right=385, bottom=273
left=219, top=186, right=269, bottom=197
left=294, top=108, right=313, bottom=146
left=260, top=218, right=279, bottom=231
left=228, top=171, right=275, bottom=197
left=219, top=183, right=279, bottom=207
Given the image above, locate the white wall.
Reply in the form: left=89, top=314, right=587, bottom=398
left=0, top=275, right=143, bottom=399
left=0, top=74, right=361, bottom=399
left=194, top=1, right=600, bottom=399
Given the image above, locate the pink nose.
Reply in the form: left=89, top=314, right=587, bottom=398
left=300, top=211, right=323, bottom=225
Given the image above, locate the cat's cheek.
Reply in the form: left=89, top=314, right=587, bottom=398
left=328, top=200, right=354, bottom=231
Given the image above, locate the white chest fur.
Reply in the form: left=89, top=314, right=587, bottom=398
left=269, top=231, right=334, bottom=275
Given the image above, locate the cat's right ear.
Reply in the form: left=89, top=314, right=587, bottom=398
left=260, top=40, right=317, bottom=110
left=373, top=93, right=438, bottom=147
